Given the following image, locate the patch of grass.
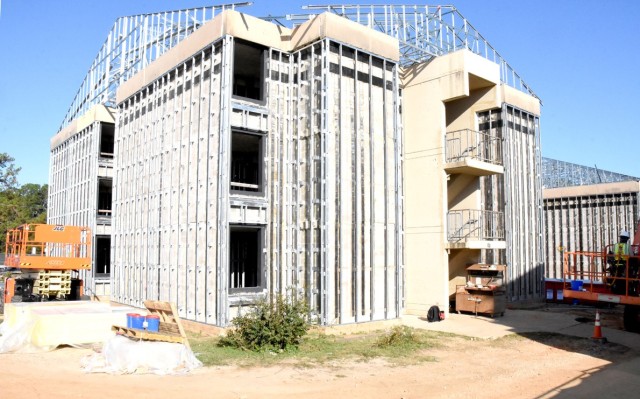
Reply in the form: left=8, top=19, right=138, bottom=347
left=191, top=327, right=450, bottom=368
left=376, top=326, right=419, bottom=347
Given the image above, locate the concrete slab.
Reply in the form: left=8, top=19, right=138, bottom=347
left=402, top=309, right=640, bottom=351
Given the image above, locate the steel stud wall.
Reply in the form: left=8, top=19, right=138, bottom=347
left=113, top=33, right=402, bottom=326
left=544, top=186, right=639, bottom=279
left=48, top=118, right=113, bottom=297
left=114, top=42, right=224, bottom=323
left=479, top=105, right=545, bottom=301
left=502, top=105, right=545, bottom=301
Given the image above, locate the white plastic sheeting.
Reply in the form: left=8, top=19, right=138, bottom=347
left=81, top=335, right=202, bottom=375
left=0, top=301, right=130, bottom=353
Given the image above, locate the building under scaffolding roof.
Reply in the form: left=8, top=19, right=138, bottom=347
left=542, top=158, right=640, bottom=281
left=542, top=157, right=639, bottom=189
left=59, top=3, right=538, bottom=131
left=48, top=3, right=544, bottom=327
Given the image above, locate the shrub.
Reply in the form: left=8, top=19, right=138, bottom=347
left=219, top=294, right=310, bottom=352
left=376, top=326, right=419, bottom=347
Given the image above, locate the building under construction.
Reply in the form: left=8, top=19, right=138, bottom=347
left=47, top=4, right=544, bottom=327
left=542, top=158, right=639, bottom=279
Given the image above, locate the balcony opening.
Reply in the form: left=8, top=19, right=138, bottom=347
left=98, top=179, right=112, bottom=217
left=233, top=40, right=265, bottom=101
left=229, top=226, right=263, bottom=291
left=447, top=209, right=505, bottom=242
left=95, top=235, right=111, bottom=277
left=100, top=122, right=115, bottom=159
left=231, top=131, right=263, bottom=194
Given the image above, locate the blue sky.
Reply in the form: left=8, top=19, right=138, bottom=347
left=1, top=0, right=639, bottom=185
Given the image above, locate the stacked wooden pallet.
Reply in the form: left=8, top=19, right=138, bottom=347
left=111, top=300, right=190, bottom=348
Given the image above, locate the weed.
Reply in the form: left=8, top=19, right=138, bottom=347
left=376, top=326, right=419, bottom=347
left=218, top=294, right=310, bottom=352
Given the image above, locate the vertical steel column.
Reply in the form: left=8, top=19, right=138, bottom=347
left=353, top=48, right=361, bottom=321
left=285, top=51, right=294, bottom=294
left=294, top=50, right=302, bottom=299
left=268, top=48, right=281, bottom=298
left=216, top=36, right=233, bottom=326
left=368, top=53, right=375, bottom=321
left=393, top=62, right=403, bottom=315
left=336, top=43, right=344, bottom=323
left=204, top=44, right=216, bottom=323
left=192, top=52, right=205, bottom=318
left=319, top=39, right=330, bottom=325
left=382, top=59, right=389, bottom=319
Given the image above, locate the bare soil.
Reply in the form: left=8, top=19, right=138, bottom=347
left=0, top=331, right=634, bottom=399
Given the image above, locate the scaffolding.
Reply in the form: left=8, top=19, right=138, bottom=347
left=542, top=157, right=639, bottom=188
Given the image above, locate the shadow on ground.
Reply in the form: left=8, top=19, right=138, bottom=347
left=410, top=303, right=640, bottom=399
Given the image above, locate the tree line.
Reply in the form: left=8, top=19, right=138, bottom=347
left=0, top=153, right=48, bottom=252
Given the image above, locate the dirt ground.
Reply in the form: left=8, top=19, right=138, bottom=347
left=0, top=327, right=636, bottom=399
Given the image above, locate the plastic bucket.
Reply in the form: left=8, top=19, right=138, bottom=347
left=131, top=314, right=145, bottom=329
left=146, top=315, right=160, bottom=332
left=570, top=280, right=584, bottom=291
left=126, top=313, right=140, bottom=328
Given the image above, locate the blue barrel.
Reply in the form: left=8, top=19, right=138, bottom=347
left=131, top=314, right=145, bottom=329
left=146, top=315, right=160, bottom=332
left=570, top=280, right=584, bottom=291
left=126, top=313, right=140, bottom=328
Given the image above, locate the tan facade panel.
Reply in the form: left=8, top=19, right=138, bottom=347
left=544, top=181, right=640, bottom=199
left=51, top=105, right=115, bottom=150
left=290, top=12, right=399, bottom=61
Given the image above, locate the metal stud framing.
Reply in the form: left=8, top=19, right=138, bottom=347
left=544, top=189, right=639, bottom=279
left=289, top=4, right=538, bottom=100
left=48, top=120, right=112, bottom=297
left=60, top=3, right=250, bottom=130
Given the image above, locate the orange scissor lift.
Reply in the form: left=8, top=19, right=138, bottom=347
left=562, top=223, right=640, bottom=332
left=3, top=224, right=91, bottom=305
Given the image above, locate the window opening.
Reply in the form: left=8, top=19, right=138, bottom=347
left=98, top=179, right=112, bottom=217
left=100, top=122, right=115, bottom=158
left=95, top=235, right=111, bottom=277
left=229, top=226, right=262, bottom=290
left=233, top=40, right=265, bottom=101
left=231, top=131, right=262, bottom=194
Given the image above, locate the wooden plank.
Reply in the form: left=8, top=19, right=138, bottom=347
left=111, top=326, right=186, bottom=345
left=144, top=300, right=174, bottom=312
left=112, top=301, right=191, bottom=349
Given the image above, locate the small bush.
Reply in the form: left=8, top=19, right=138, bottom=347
left=376, top=326, right=419, bottom=347
left=219, top=294, right=310, bottom=352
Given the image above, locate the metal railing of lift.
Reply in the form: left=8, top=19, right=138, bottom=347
left=563, top=248, right=640, bottom=297
left=445, top=129, right=502, bottom=165
left=447, top=209, right=504, bottom=241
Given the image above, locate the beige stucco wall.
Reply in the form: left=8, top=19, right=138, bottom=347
left=402, top=50, right=504, bottom=315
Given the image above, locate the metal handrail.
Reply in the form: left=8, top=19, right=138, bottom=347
left=445, top=129, right=502, bottom=165
left=447, top=209, right=504, bottom=241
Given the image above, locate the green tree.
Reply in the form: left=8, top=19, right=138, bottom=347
left=0, top=152, right=21, bottom=191
left=0, top=154, right=48, bottom=251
